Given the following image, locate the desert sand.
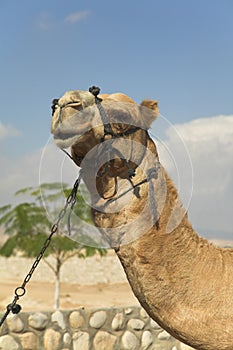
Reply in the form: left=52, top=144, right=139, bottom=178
left=0, top=252, right=139, bottom=312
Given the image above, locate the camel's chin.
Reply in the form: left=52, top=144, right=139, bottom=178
left=54, top=133, right=82, bottom=149
left=54, top=125, right=101, bottom=150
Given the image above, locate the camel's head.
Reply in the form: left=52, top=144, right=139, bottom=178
left=51, top=89, right=159, bottom=170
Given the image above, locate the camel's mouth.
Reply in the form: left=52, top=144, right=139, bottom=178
left=51, top=90, right=100, bottom=149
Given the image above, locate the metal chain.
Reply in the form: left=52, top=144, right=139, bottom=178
left=0, top=173, right=82, bottom=328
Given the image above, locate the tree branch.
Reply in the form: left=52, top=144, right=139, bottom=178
left=62, top=250, right=82, bottom=263
left=43, top=258, right=56, bottom=274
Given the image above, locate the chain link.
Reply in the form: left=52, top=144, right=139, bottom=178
left=0, top=172, right=82, bottom=328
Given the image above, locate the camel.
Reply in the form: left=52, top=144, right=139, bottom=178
left=51, top=88, right=233, bottom=350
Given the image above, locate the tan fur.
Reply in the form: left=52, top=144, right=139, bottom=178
left=51, top=90, right=233, bottom=350
left=100, top=92, right=136, bottom=105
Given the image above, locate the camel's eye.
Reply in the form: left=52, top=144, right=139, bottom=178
left=62, top=101, right=82, bottom=111
left=70, top=102, right=82, bottom=111
left=51, top=98, right=59, bottom=116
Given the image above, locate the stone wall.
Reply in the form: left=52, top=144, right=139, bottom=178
left=0, top=307, right=194, bottom=350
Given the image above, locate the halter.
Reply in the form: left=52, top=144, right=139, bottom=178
left=88, top=86, right=141, bottom=180
left=88, top=86, right=160, bottom=229
left=52, top=86, right=161, bottom=226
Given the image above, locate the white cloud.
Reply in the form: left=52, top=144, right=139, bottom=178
left=157, top=115, right=233, bottom=237
left=162, top=115, right=233, bottom=195
left=0, top=122, right=21, bottom=140
left=170, top=115, right=233, bottom=146
left=36, top=10, right=90, bottom=31
left=37, top=13, right=52, bottom=31
left=64, top=10, right=90, bottom=24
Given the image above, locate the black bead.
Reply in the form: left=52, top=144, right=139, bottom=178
left=11, top=304, right=22, bottom=314
left=89, top=86, right=101, bottom=97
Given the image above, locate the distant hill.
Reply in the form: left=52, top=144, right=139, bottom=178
left=196, top=228, right=233, bottom=240
left=210, top=239, right=233, bottom=248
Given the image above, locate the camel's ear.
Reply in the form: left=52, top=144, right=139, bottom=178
left=140, top=99, right=159, bottom=128
left=140, top=99, right=159, bottom=115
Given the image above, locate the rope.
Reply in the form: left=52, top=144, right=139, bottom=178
left=89, top=86, right=114, bottom=138
left=147, top=167, right=160, bottom=229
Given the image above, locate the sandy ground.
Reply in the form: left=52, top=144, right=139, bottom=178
left=0, top=253, right=140, bottom=312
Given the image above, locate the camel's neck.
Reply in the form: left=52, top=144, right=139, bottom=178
left=81, top=132, right=233, bottom=350
left=114, top=172, right=233, bottom=349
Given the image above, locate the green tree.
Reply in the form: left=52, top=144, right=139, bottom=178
left=0, top=183, right=106, bottom=309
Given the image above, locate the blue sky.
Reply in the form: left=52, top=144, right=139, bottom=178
left=0, top=0, right=232, bottom=239
left=1, top=0, right=232, bottom=154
